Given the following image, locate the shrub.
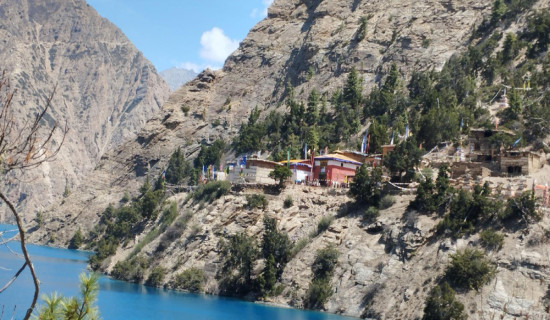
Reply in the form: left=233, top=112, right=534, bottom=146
left=500, top=192, right=540, bottom=223
left=446, top=249, right=496, bottom=291
left=181, top=105, right=190, bottom=116
left=111, top=256, right=150, bottom=282
left=304, top=278, right=332, bottom=309
left=147, top=266, right=167, bottom=287
left=165, top=148, right=193, bottom=185
left=349, top=165, right=383, bottom=206
left=290, top=237, right=309, bottom=258
left=246, top=194, right=268, bottom=210
left=316, top=215, right=334, bottom=235
left=422, top=282, right=467, bottom=320
left=269, top=165, right=292, bottom=188
left=192, top=181, right=231, bottom=203
left=121, top=191, right=131, bottom=203
left=409, top=177, right=437, bottom=213
left=283, top=196, right=293, bottom=208
left=363, top=207, right=380, bottom=223
left=157, top=211, right=193, bottom=252
left=356, top=16, right=368, bottom=41
left=261, top=217, right=292, bottom=279
left=379, top=195, right=395, bottom=210
left=218, top=233, right=260, bottom=295
left=174, top=268, right=205, bottom=293
left=68, top=228, right=84, bottom=249
left=479, top=229, right=504, bottom=251
left=312, top=246, right=339, bottom=279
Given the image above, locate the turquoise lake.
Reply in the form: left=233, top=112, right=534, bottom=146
left=0, top=225, right=355, bottom=319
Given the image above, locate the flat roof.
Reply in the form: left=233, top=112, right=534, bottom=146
left=314, top=153, right=362, bottom=165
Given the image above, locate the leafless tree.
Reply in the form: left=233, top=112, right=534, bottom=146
left=0, top=71, right=68, bottom=319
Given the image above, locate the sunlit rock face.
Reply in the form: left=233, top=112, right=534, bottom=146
left=0, top=0, right=170, bottom=220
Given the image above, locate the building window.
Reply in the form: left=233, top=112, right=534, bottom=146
left=341, top=163, right=344, bottom=167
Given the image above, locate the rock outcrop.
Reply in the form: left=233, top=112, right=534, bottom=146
left=0, top=0, right=170, bottom=221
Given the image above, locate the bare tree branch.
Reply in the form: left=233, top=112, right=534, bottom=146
left=0, top=192, right=38, bottom=320
left=0, top=71, right=67, bottom=319
left=0, top=262, right=26, bottom=294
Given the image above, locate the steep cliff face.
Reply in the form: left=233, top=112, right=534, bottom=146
left=0, top=0, right=170, bottom=220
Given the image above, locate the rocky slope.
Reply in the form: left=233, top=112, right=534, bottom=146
left=67, top=185, right=550, bottom=319
left=159, top=67, right=197, bottom=91
left=0, top=0, right=170, bottom=221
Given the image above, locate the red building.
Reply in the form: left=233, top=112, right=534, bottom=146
left=313, top=153, right=362, bottom=185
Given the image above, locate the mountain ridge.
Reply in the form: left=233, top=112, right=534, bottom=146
left=0, top=0, right=170, bottom=221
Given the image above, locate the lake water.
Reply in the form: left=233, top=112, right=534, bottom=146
left=0, top=225, right=356, bottom=319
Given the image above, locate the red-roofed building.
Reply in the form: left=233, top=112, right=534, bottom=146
left=313, top=153, right=362, bottom=185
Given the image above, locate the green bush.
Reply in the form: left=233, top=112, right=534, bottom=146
left=312, top=246, right=339, bottom=279
left=111, top=256, right=150, bottom=282
left=121, top=191, right=131, bottom=203
left=181, top=105, right=190, bottom=116
left=349, top=166, right=383, bottom=206
left=68, top=228, right=84, bottom=250
left=157, top=211, right=193, bottom=252
left=479, top=229, right=504, bottom=251
left=147, top=266, right=167, bottom=287
left=246, top=194, right=268, bottom=209
left=422, top=282, right=467, bottom=320
left=262, top=217, right=292, bottom=277
left=379, top=195, right=395, bottom=210
left=409, top=177, right=437, bottom=213
left=304, top=278, right=332, bottom=309
left=193, top=139, right=225, bottom=169
left=174, top=268, right=205, bottom=293
left=500, top=192, right=540, bottom=223
left=269, top=165, right=293, bottom=188
left=363, top=207, right=380, bottom=223
left=290, top=237, right=309, bottom=258
left=446, top=249, right=496, bottom=291
left=89, top=237, right=117, bottom=270
left=356, top=16, right=368, bottom=41
left=192, top=181, right=231, bottom=203
left=218, top=232, right=260, bottom=295
left=316, top=215, right=334, bottom=235
left=283, top=196, right=293, bottom=208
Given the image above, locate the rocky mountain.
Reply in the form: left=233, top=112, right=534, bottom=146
left=27, top=0, right=550, bottom=318
left=0, top=0, right=170, bottom=221
left=159, top=67, right=197, bottom=91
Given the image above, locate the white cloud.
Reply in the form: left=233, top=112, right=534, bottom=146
left=179, top=62, right=203, bottom=73
left=178, top=62, right=222, bottom=73
left=250, top=0, right=273, bottom=19
left=199, top=27, right=240, bottom=64
left=250, top=8, right=259, bottom=18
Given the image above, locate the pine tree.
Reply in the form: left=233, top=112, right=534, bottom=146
left=343, top=67, right=363, bottom=111
left=306, top=89, right=320, bottom=126
left=423, top=282, right=466, bottom=320
left=36, top=273, right=100, bottom=320
left=349, top=165, right=383, bottom=206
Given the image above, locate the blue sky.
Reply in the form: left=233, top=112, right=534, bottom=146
left=86, top=0, right=273, bottom=72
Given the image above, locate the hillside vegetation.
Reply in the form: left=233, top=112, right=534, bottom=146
left=27, top=1, right=550, bottom=319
